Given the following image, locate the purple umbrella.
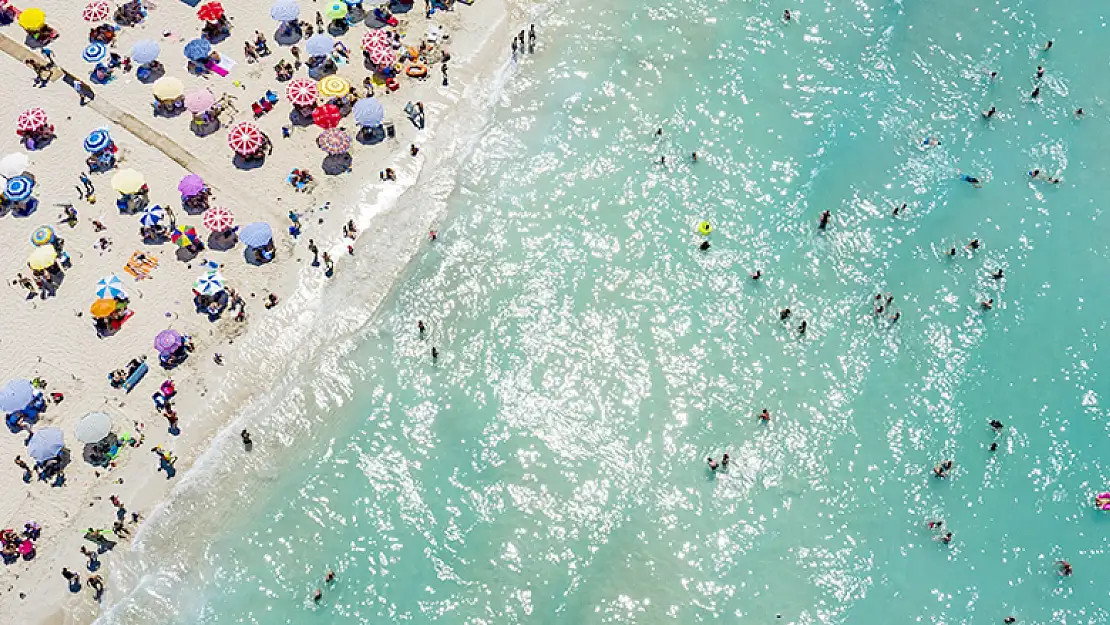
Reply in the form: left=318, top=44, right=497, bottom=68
left=178, top=174, right=206, bottom=197
left=154, top=329, right=184, bottom=354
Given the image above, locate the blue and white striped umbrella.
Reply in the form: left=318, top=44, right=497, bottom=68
left=4, top=176, right=34, bottom=202
left=183, top=38, right=212, bottom=62
left=238, top=222, right=273, bottom=248
left=82, top=42, right=108, bottom=64
left=139, top=205, right=167, bottom=227
left=270, top=0, right=300, bottom=21
left=193, top=271, right=225, bottom=296
left=130, top=39, right=160, bottom=65
left=95, top=275, right=128, bottom=300
left=352, top=97, right=384, bottom=127
left=84, top=128, right=112, bottom=153
left=305, top=33, right=335, bottom=57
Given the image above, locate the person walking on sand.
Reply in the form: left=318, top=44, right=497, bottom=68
left=308, top=239, right=319, bottom=265
left=431, top=346, right=439, bottom=361
left=87, top=575, right=105, bottom=599
left=418, top=320, right=426, bottom=337
left=323, top=252, right=334, bottom=275
left=241, top=429, right=253, bottom=450
left=528, top=24, right=536, bottom=53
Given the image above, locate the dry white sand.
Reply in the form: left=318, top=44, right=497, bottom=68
left=0, top=0, right=519, bottom=621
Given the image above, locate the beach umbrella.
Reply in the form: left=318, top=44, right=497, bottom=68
left=367, top=44, right=394, bottom=67
left=82, top=42, right=108, bottom=64
left=197, top=1, right=224, bottom=22
left=352, top=97, right=384, bottom=127
left=238, top=222, right=273, bottom=248
left=111, top=168, right=145, bottom=194
left=270, top=0, right=300, bottom=21
left=171, top=225, right=199, bottom=247
left=324, top=1, right=348, bottom=20
left=184, top=89, right=217, bottom=113
left=0, top=153, right=29, bottom=178
left=83, top=1, right=110, bottom=22
left=316, top=128, right=351, bottom=155
left=227, top=122, right=264, bottom=155
left=193, top=271, right=225, bottom=296
left=5, top=175, right=34, bottom=202
left=30, top=225, right=54, bottom=246
left=0, top=379, right=34, bottom=414
left=18, top=8, right=45, bottom=32
left=201, top=206, right=235, bottom=231
left=130, top=39, right=160, bottom=65
left=151, top=76, right=184, bottom=100
left=285, top=77, right=318, bottom=106
left=75, top=412, right=112, bottom=444
left=183, top=38, right=212, bottom=62
left=16, top=107, right=48, bottom=132
left=27, top=428, right=64, bottom=464
left=304, top=33, right=335, bottom=58
left=312, top=103, right=342, bottom=129
left=139, top=205, right=166, bottom=227
left=90, top=298, right=116, bottom=318
left=27, top=246, right=57, bottom=270
left=95, top=275, right=127, bottom=300
left=178, top=174, right=205, bottom=197
left=154, top=329, right=184, bottom=354
left=318, top=75, right=350, bottom=98
left=360, top=30, right=388, bottom=51
left=83, top=128, right=112, bottom=153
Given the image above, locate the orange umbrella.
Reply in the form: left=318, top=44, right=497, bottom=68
left=90, top=298, right=117, bottom=318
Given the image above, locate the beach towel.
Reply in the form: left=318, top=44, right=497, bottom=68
left=206, top=57, right=236, bottom=77
left=123, top=251, right=159, bottom=280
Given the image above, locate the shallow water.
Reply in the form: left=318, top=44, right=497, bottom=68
left=100, top=0, right=1110, bottom=623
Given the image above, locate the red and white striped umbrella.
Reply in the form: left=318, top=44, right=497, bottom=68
left=16, top=107, right=48, bottom=132
left=360, top=30, right=389, bottom=52
left=368, top=44, right=395, bottom=67
left=83, top=0, right=111, bottom=22
left=227, top=122, right=264, bottom=155
left=201, top=206, right=235, bottom=232
left=285, top=77, right=318, bottom=106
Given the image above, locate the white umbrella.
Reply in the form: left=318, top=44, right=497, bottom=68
left=0, top=153, right=29, bottom=178
left=75, top=411, right=113, bottom=444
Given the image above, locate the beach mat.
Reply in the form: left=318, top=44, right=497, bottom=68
left=123, top=251, right=159, bottom=280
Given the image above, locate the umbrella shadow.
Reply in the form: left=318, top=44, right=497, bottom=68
left=388, top=0, right=415, bottom=14
left=191, top=118, right=222, bottom=138
left=206, top=230, right=238, bottom=251
left=137, top=65, right=165, bottom=84
left=274, top=24, right=303, bottom=46
left=322, top=153, right=353, bottom=175
left=23, top=34, right=49, bottom=50
left=175, top=246, right=201, bottom=263
left=327, top=20, right=351, bottom=36
left=232, top=154, right=266, bottom=170
left=289, top=107, right=315, bottom=127
left=153, top=105, right=186, bottom=119
left=356, top=126, right=386, bottom=145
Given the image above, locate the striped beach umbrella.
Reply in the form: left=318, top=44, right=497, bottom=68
left=130, top=39, right=160, bottom=65
left=82, top=42, right=108, bottom=63
left=83, top=0, right=110, bottom=22
left=139, top=205, right=166, bottom=227
left=285, top=77, right=318, bottom=106
left=83, top=128, right=112, bottom=153
left=238, top=222, right=273, bottom=248
left=201, top=206, right=235, bottom=232
left=193, top=271, right=225, bottom=296
left=316, top=128, right=351, bottom=155
left=171, top=225, right=199, bottom=247
left=16, top=107, right=48, bottom=132
left=95, top=275, right=128, bottom=300
left=154, top=329, right=184, bottom=354
left=352, top=97, right=384, bottom=127
left=227, top=122, right=264, bottom=155
left=30, top=225, right=54, bottom=246
left=318, top=75, right=350, bottom=98
left=270, top=0, right=300, bottom=21
left=5, top=175, right=34, bottom=202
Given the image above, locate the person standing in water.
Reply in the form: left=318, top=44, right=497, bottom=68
left=818, top=210, right=831, bottom=230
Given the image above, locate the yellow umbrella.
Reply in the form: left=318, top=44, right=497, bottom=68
left=111, top=168, right=145, bottom=194
left=151, top=76, right=185, bottom=100
left=90, top=299, right=117, bottom=318
left=27, top=246, right=57, bottom=270
left=318, top=75, right=350, bottom=98
left=18, top=8, right=46, bottom=31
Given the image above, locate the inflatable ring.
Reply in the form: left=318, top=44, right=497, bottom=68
left=406, top=64, right=428, bottom=78
left=697, top=221, right=713, bottom=236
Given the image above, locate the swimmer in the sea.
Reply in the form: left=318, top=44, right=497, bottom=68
left=780, top=308, right=791, bottom=320
left=699, top=241, right=710, bottom=251
left=927, top=519, right=943, bottom=529
left=990, top=419, right=1004, bottom=431
left=1075, top=108, right=1084, bottom=118
left=751, top=270, right=762, bottom=280
left=889, top=311, right=901, bottom=323
left=960, top=174, right=983, bottom=188
left=981, top=298, right=993, bottom=310
left=967, top=239, right=981, bottom=250
left=1030, top=86, right=1041, bottom=100
left=1036, top=66, right=1045, bottom=79
left=938, top=531, right=953, bottom=544
left=818, top=210, right=831, bottom=230
left=990, top=269, right=1004, bottom=280
left=947, top=246, right=957, bottom=256
left=1056, top=560, right=1072, bottom=576
left=893, top=202, right=906, bottom=216
left=797, top=320, right=807, bottom=335
left=933, top=459, right=953, bottom=477
left=313, top=589, right=323, bottom=603
left=707, top=456, right=719, bottom=471
left=983, top=106, right=997, bottom=119
left=759, top=409, right=771, bottom=422
left=989, top=442, right=998, bottom=452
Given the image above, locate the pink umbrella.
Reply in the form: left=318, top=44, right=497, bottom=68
left=16, top=107, right=48, bottom=132
left=201, top=206, right=235, bottom=231
left=178, top=174, right=205, bottom=197
left=285, top=78, right=318, bottom=106
left=83, top=0, right=111, bottom=22
left=184, top=89, right=217, bottom=113
left=368, top=45, right=395, bottom=67
left=227, top=122, right=264, bottom=155
left=316, top=128, right=351, bottom=155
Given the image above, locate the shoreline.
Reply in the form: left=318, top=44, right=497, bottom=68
left=0, top=0, right=522, bottom=622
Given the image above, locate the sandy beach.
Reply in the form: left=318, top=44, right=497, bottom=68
left=0, top=0, right=516, bottom=622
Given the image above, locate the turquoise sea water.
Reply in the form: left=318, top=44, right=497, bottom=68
left=100, top=1, right=1110, bottom=624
